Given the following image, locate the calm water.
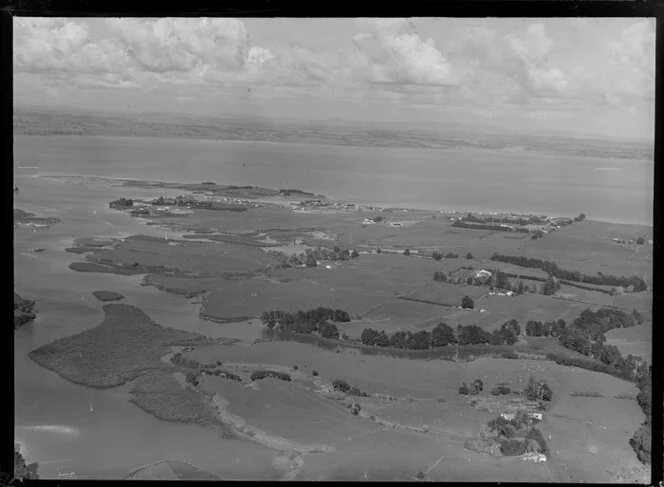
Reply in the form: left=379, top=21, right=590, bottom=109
left=15, top=135, right=653, bottom=225
left=12, top=134, right=653, bottom=478
left=13, top=174, right=274, bottom=479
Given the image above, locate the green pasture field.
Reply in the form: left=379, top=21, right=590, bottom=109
left=200, top=376, right=378, bottom=445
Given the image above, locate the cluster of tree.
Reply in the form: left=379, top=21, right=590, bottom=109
left=570, top=308, right=637, bottom=341
left=432, top=251, right=442, bottom=261
left=403, top=248, right=411, bottom=256
left=461, top=296, right=475, bottom=309
left=372, top=216, right=385, bottom=222
left=636, top=236, right=645, bottom=245
left=546, top=353, right=634, bottom=381
left=466, top=252, right=474, bottom=259
left=109, top=197, right=134, bottom=209
left=574, top=213, right=586, bottom=222
left=540, top=276, right=561, bottom=295
left=279, top=188, right=316, bottom=197
left=456, top=324, right=490, bottom=345
left=433, top=270, right=448, bottom=282
left=487, top=411, right=549, bottom=456
left=14, top=448, right=39, bottom=480
left=459, top=379, right=484, bottom=395
left=629, top=363, right=652, bottom=465
left=332, top=379, right=369, bottom=397
left=523, top=376, right=553, bottom=401
left=550, top=308, right=640, bottom=378
left=279, top=247, right=359, bottom=268
left=363, top=320, right=520, bottom=350
left=452, top=221, right=517, bottom=232
left=495, top=425, right=548, bottom=457
left=490, top=253, right=647, bottom=291
left=259, top=307, right=350, bottom=337
left=490, top=382, right=511, bottom=395
left=525, top=319, right=567, bottom=337
left=360, top=322, right=458, bottom=350
left=462, top=213, right=547, bottom=226
left=250, top=370, right=292, bottom=382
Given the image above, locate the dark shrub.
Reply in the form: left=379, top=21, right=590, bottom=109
left=348, top=386, right=363, bottom=396
left=490, top=383, right=511, bottom=396
left=500, top=439, right=527, bottom=456
left=351, top=250, right=359, bottom=259
left=433, top=270, right=448, bottom=282
left=432, top=322, right=456, bottom=347
left=361, top=328, right=379, bottom=346
left=525, top=427, right=548, bottom=454
left=332, top=309, right=351, bottom=322
left=466, top=252, right=474, bottom=260
left=312, top=370, right=319, bottom=376
left=333, top=379, right=351, bottom=393
left=524, top=376, right=553, bottom=402
left=459, top=382, right=470, bottom=395
left=403, top=248, right=411, bottom=256
left=216, top=360, right=222, bottom=366
left=432, top=251, right=443, bottom=261
left=488, top=417, right=516, bottom=438
left=636, top=236, right=645, bottom=245
left=251, top=370, right=292, bottom=382
left=629, top=423, right=651, bottom=465
left=461, top=296, right=474, bottom=309
left=472, top=379, right=484, bottom=392
left=501, top=351, right=519, bottom=359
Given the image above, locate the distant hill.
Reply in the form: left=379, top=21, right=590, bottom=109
left=13, top=108, right=653, bottom=161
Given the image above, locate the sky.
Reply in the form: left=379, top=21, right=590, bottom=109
left=13, top=17, right=656, bottom=140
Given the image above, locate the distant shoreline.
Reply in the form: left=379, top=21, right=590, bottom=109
left=14, top=172, right=654, bottom=229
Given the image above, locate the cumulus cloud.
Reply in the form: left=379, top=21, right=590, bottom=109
left=13, top=18, right=133, bottom=83
left=448, top=22, right=586, bottom=105
left=608, top=19, right=655, bottom=100
left=14, top=17, right=336, bottom=93
left=351, top=19, right=457, bottom=87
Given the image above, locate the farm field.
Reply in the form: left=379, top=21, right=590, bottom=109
left=605, top=325, right=652, bottom=363
left=20, top=169, right=651, bottom=482
left=184, top=339, right=649, bottom=482
left=199, top=376, right=379, bottom=445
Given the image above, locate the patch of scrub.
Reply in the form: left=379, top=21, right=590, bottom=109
left=129, top=370, right=230, bottom=434
left=28, top=304, right=211, bottom=388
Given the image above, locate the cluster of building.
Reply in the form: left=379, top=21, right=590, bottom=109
left=451, top=213, right=575, bottom=234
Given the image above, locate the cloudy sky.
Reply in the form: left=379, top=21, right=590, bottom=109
left=13, top=17, right=655, bottom=139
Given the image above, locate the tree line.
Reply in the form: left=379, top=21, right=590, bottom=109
left=359, top=319, right=521, bottom=350
left=629, top=363, right=652, bottom=465
left=554, top=308, right=643, bottom=376
left=490, top=253, right=647, bottom=291
left=278, top=246, right=360, bottom=268
left=434, top=267, right=561, bottom=296
left=260, top=307, right=350, bottom=338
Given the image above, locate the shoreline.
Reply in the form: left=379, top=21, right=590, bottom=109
left=15, top=172, right=653, bottom=228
